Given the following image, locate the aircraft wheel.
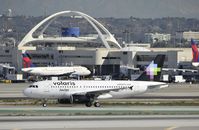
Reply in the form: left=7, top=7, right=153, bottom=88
left=85, top=102, right=92, bottom=107
left=94, top=102, right=101, bottom=107
left=42, top=103, right=47, bottom=107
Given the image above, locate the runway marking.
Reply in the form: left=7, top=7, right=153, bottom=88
left=165, top=126, right=178, bottom=130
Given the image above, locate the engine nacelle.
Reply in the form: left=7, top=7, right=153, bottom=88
left=133, top=85, right=148, bottom=94
left=58, top=95, right=90, bottom=104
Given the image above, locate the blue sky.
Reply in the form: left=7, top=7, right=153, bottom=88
left=1, top=0, right=199, bottom=18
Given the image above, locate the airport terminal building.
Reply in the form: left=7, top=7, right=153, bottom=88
left=0, top=11, right=179, bottom=78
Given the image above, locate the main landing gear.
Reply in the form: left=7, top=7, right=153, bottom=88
left=42, top=99, right=47, bottom=107
left=85, top=101, right=101, bottom=107
left=42, top=103, right=47, bottom=107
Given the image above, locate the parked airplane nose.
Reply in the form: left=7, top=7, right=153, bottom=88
left=21, top=68, right=28, bottom=72
left=86, top=69, right=91, bottom=75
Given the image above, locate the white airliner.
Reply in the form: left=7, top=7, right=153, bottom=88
left=22, top=52, right=91, bottom=77
left=24, top=80, right=167, bottom=107
left=23, top=55, right=168, bottom=107
left=22, top=66, right=91, bottom=77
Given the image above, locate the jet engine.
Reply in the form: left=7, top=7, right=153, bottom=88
left=57, top=98, right=71, bottom=104
left=133, top=85, right=148, bottom=93
left=58, top=95, right=91, bottom=104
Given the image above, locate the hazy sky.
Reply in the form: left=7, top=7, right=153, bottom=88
left=1, top=0, right=199, bottom=18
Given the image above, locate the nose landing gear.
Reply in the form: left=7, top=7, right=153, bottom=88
left=42, top=99, right=48, bottom=107
left=94, top=101, right=101, bottom=107
left=42, top=103, right=47, bottom=107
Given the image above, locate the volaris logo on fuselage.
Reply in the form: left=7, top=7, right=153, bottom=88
left=53, top=81, right=75, bottom=86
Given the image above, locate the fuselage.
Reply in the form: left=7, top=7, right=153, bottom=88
left=23, top=80, right=168, bottom=99
left=22, top=66, right=91, bottom=76
left=192, top=62, right=199, bottom=67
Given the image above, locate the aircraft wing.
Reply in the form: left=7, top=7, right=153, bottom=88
left=40, top=71, right=75, bottom=77
left=71, top=86, right=133, bottom=97
left=52, top=71, right=75, bottom=76
left=147, top=83, right=168, bottom=90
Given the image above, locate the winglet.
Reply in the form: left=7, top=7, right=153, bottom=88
left=135, top=54, right=165, bottom=81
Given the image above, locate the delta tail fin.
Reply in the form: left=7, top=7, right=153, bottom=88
left=22, top=52, right=35, bottom=68
left=135, top=54, right=165, bottom=81
left=191, top=38, right=199, bottom=62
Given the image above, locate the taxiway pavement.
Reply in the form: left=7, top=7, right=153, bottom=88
left=0, top=105, right=199, bottom=116
left=0, top=115, right=199, bottom=130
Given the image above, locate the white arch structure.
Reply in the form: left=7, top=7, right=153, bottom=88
left=18, top=11, right=121, bottom=49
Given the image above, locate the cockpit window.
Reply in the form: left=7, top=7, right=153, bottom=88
left=29, top=85, right=38, bottom=88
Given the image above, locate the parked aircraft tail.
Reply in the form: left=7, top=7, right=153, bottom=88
left=22, top=52, right=35, bottom=68
left=191, top=38, right=199, bottom=63
left=135, top=54, right=165, bottom=81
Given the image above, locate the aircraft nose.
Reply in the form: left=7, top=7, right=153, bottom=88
left=23, top=88, right=32, bottom=97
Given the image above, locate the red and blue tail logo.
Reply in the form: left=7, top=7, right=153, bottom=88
left=22, top=52, right=35, bottom=68
left=191, top=39, right=199, bottom=62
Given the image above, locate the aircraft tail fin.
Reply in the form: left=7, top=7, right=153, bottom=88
left=135, top=54, right=165, bottom=81
left=22, top=52, right=35, bottom=68
left=191, top=38, right=199, bottom=62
